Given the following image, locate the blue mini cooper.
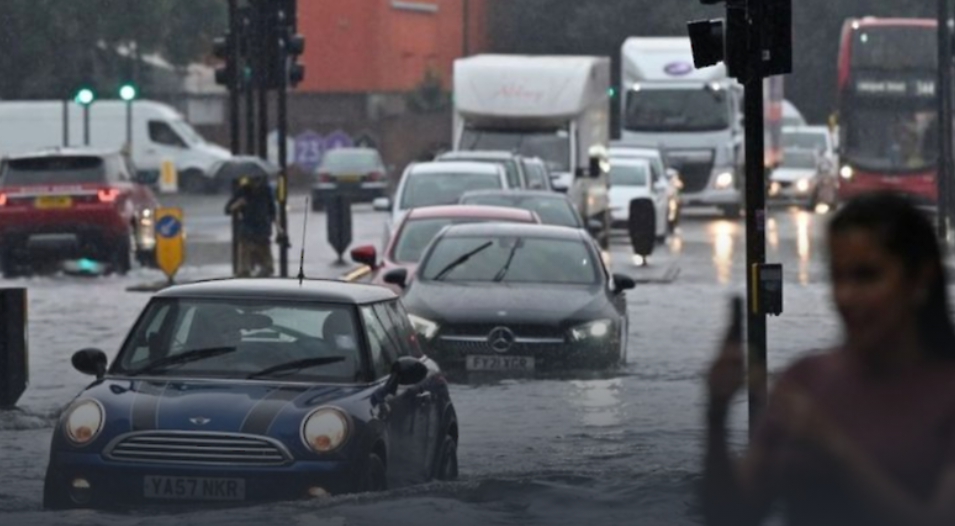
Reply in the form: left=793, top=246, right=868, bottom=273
left=43, top=278, right=459, bottom=509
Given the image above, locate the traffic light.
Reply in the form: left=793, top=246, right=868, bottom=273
left=687, top=0, right=747, bottom=81
left=74, top=88, right=95, bottom=106
left=762, top=0, right=793, bottom=77
left=118, top=83, right=138, bottom=102
left=286, top=33, right=306, bottom=87
left=213, top=33, right=236, bottom=88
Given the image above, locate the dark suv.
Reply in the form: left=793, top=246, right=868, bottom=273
left=0, top=148, right=159, bottom=277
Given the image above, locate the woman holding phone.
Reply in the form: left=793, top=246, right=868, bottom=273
left=703, top=192, right=955, bottom=526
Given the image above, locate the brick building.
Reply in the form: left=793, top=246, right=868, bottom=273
left=296, top=0, right=490, bottom=93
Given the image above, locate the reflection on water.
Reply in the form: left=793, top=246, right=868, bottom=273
left=568, top=378, right=623, bottom=428
left=767, top=217, right=779, bottom=251
left=794, top=210, right=812, bottom=284
left=668, top=234, right=683, bottom=255
left=709, top=220, right=736, bottom=285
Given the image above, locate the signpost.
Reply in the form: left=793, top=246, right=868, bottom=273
left=154, top=208, right=185, bottom=284
left=159, top=160, right=178, bottom=194
left=294, top=130, right=324, bottom=173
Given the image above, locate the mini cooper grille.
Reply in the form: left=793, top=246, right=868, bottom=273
left=105, top=432, right=291, bottom=466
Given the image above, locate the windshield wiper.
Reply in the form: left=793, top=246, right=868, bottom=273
left=493, top=239, right=522, bottom=282
left=126, top=346, right=238, bottom=376
left=431, top=241, right=493, bottom=281
left=247, top=356, right=347, bottom=380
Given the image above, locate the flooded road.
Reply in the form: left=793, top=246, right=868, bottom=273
left=0, top=202, right=843, bottom=525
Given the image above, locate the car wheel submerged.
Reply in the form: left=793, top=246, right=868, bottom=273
left=434, top=435, right=459, bottom=482
left=358, top=453, right=387, bottom=493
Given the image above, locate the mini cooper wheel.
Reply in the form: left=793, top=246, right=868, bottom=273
left=434, top=435, right=459, bottom=481
left=358, top=453, right=387, bottom=493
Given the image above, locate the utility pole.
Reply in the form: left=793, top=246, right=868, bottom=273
left=937, top=0, right=953, bottom=243
left=241, top=6, right=256, bottom=155
left=256, top=0, right=271, bottom=161
left=277, top=6, right=291, bottom=277
left=227, top=0, right=241, bottom=155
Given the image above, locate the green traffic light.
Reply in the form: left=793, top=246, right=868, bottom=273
left=119, top=84, right=137, bottom=102
left=74, top=88, right=95, bottom=106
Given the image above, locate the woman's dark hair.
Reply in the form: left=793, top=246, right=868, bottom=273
left=829, top=191, right=955, bottom=359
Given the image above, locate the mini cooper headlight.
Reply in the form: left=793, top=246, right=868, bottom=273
left=301, top=408, right=350, bottom=453
left=408, top=314, right=439, bottom=340
left=64, top=400, right=104, bottom=446
left=570, top=319, right=613, bottom=342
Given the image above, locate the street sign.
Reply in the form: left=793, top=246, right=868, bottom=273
left=159, top=160, right=178, bottom=194
left=294, top=130, right=324, bottom=172
left=155, top=208, right=185, bottom=282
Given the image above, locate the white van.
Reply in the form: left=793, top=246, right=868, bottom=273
left=0, top=100, right=231, bottom=193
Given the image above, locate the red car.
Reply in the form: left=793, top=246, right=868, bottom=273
left=0, top=149, right=159, bottom=277
left=350, top=204, right=541, bottom=292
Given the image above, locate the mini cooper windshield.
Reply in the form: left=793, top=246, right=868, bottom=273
left=113, top=298, right=364, bottom=382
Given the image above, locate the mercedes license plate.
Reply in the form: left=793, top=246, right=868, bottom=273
left=144, top=476, right=245, bottom=501
left=466, top=355, right=535, bottom=372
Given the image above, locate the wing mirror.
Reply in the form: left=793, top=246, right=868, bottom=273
left=373, top=197, right=391, bottom=212
left=72, top=348, right=108, bottom=379
left=383, top=267, right=408, bottom=288
left=350, top=245, right=378, bottom=269
left=381, top=356, right=429, bottom=396
left=612, top=273, right=636, bottom=293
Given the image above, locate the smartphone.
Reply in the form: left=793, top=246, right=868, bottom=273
left=727, top=296, right=744, bottom=344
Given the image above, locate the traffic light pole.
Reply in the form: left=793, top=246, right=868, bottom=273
left=228, top=0, right=241, bottom=155
left=83, top=104, right=90, bottom=146
left=277, top=20, right=290, bottom=278
left=744, top=0, right=768, bottom=436
left=255, top=0, right=269, bottom=161
left=937, top=0, right=953, bottom=243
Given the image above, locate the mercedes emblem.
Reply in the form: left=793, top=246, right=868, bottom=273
left=487, top=326, right=516, bottom=353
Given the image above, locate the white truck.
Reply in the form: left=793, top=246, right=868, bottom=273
left=0, top=100, right=231, bottom=193
left=452, top=54, right=613, bottom=247
left=620, top=37, right=783, bottom=217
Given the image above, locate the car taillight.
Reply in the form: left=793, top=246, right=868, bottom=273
left=0, top=193, right=6, bottom=206
left=318, top=173, right=332, bottom=183
left=368, top=171, right=384, bottom=181
left=97, top=188, right=121, bottom=203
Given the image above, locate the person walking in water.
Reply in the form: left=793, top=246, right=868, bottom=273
left=703, top=191, right=955, bottom=526
left=225, top=175, right=277, bottom=277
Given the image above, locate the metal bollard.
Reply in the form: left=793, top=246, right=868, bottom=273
left=628, top=198, right=656, bottom=259
left=0, top=288, right=28, bottom=408
left=326, top=193, right=353, bottom=266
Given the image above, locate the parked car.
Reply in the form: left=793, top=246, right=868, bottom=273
left=434, top=150, right=528, bottom=189
left=0, top=148, right=159, bottom=277
left=609, top=142, right=682, bottom=232
left=375, top=161, right=509, bottom=244
left=350, top=204, right=541, bottom=293
left=312, top=148, right=388, bottom=211
left=457, top=190, right=588, bottom=231
left=383, top=223, right=636, bottom=375
left=782, top=126, right=838, bottom=177
left=43, top=278, right=459, bottom=509
left=769, top=148, right=838, bottom=209
left=607, top=158, right=670, bottom=243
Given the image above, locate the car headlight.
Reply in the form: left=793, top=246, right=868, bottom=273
left=840, top=165, right=854, bottom=180
left=569, top=319, right=614, bottom=342
left=301, top=407, right=350, bottom=453
left=408, top=314, right=439, bottom=339
left=795, top=179, right=811, bottom=193
left=63, top=400, right=104, bottom=446
left=714, top=171, right=734, bottom=189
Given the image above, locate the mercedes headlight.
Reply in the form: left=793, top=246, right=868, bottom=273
left=63, top=400, right=104, bottom=446
left=840, top=165, right=854, bottom=180
left=795, top=179, right=811, bottom=193
left=569, top=319, right=613, bottom=342
left=408, top=314, right=439, bottom=340
left=301, top=407, right=350, bottom=453
left=714, top=171, right=734, bottom=189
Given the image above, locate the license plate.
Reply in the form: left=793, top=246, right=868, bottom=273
left=338, top=174, right=362, bottom=183
left=34, top=196, right=72, bottom=209
left=466, top=355, right=535, bottom=371
left=144, top=476, right=245, bottom=501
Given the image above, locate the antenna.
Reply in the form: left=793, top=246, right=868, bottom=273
left=297, top=197, right=309, bottom=285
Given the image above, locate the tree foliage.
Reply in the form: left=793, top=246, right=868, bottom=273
left=490, top=0, right=934, bottom=123
left=0, top=0, right=226, bottom=100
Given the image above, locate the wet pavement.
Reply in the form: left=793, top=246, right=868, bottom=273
left=0, top=197, right=845, bottom=525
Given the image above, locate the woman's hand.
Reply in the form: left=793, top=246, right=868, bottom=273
left=706, top=297, right=745, bottom=421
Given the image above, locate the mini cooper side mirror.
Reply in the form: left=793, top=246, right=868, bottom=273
left=393, top=356, right=428, bottom=386
left=73, top=348, right=108, bottom=379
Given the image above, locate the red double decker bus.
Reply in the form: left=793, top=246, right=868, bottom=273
left=836, top=18, right=939, bottom=205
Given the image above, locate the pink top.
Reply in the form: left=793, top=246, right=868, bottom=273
left=754, top=350, right=955, bottom=525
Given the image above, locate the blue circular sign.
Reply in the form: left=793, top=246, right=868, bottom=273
left=664, top=62, right=694, bottom=76
left=156, top=215, right=182, bottom=239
